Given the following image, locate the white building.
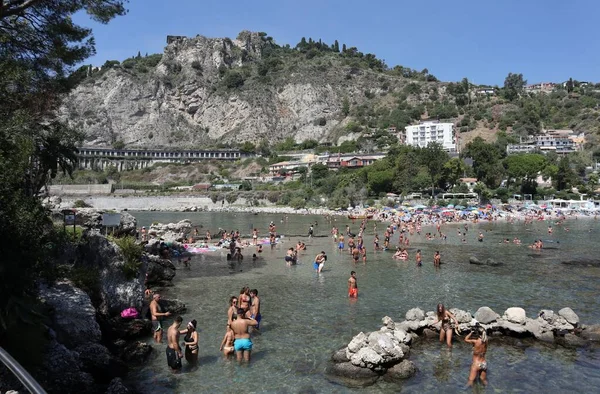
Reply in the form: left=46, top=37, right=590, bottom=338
left=404, top=121, right=457, bottom=152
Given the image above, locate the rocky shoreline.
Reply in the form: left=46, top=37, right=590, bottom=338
left=0, top=216, right=186, bottom=394
left=329, top=306, right=600, bottom=387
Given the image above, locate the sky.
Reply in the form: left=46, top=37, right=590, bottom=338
left=74, top=0, right=600, bottom=86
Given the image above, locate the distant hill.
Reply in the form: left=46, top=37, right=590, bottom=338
left=61, top=31, right=600, bottom=151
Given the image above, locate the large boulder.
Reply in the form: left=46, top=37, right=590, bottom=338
left=367, top=332, right=403, bottom=363
left=396, top=320, right=420, bottom=332
left=497, top=320, right=529, bottom=336
left=347, top=332, right=368, bottom=354
left=350, top=347, right=384, bottom=369
left=405, top=308, right=425, bottom=322
left=385, top=360, right=417, bottom=380
left=503, top=307, right=527, bottom=325
left=36, top=339, right=95, bottom=394
left=475, top=307, right=499, bottom=324
left=331, top=347, right=350, bottom=363
left=325, top=362, right=380, bottom=387
left=558, top=308, right=579, bottom=326
left=117, top=341, right=153, bottom=365
left=74, top=343, right=127, bottom=384
left=449, top=308, right=472, bottom=324
left=39, top=281, right=101, bottom=349
left=76, top=233, right=145, bottom=316
left=100, top=317, right=152, bottom=341
left=382, top=316, right=395, bottom=329
left=148, top=220, right=192, bottom=242
left=146, top=254, right=176, bottom=286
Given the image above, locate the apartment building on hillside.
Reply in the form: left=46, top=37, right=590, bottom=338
left=404, top=121, right=457, bottom=152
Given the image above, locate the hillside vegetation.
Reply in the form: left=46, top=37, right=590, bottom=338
left=64, top=31, right=600, bottom=151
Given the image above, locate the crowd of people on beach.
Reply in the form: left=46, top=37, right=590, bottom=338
left=136, top=203, right=599, bottom=388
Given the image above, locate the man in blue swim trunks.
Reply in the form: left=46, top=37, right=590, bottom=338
left=249, top=289, right=262, bottom=330
left=313, top=251, right=326, bottom=273
left=231, top=308, right=258, bottom=362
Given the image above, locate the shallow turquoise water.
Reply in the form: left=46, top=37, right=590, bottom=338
left=129, top=212, right=600, bottom=393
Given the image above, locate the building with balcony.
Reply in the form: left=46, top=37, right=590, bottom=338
left=404, top=121, right=456, bottom=152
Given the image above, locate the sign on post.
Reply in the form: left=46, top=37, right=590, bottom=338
left=102, top=213, right=122, bottom=235
left=62, top=209, right=76, bottom=240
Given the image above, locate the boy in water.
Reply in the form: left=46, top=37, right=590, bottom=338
left=348, top=271, right=358, bottom=298
left=416, top=249, right=422, bottom=266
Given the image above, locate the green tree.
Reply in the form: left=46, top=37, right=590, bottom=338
left=462, top=137, right=505, bottom=188
left=334, top=40, right=340, bottom=52
left=442, top=157, right=466, bottom=189
left=240, top=141, right=256, bottom=154
left=225, top=192, right=239, bottom=205
left=420, top=142, right=449, bottom=197
left=0, top=0, right=128, bottom=361
left=503, top=72, right=526, bottom=101
left=503, top=154, right=547, bottom=186
left=310, top=163, right=329, bottom=181
left=554, top=156, right=576, bottom=191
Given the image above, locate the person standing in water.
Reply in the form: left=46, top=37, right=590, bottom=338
left=434, top=251, right=441, bottom=267
left=435, top=303, right=459, bottom=348
left=249, top=289, right=261, bottom=330
left=416, top=249, right=422, bottom=267
left=219, top=323, right=235, bottom=356
left=465, top=325, right=488, bottom=386
left=348, top=271, right=358, bottom=298
left=230, top=308, right=258, bottom=362
left=180, top=320, right=199, bottom=366
left=150, top=293, right=171, bottom=343
left=166, top=316, right=183, bottom=371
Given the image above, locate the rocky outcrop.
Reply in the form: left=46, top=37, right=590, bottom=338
left=327, top=316, right=416, bottom=387
left=39, top=281, right=102, bottom=349
left=60, top=31, right=410, bottom=147
left=36, top=339, right=95, bottom=394
left=393, top=306, right=593, bottom=346
left=147, top=220, right=192, bottom=242
left=146, top=254, right=177, bottom=286
left=76, top=233, right=145, bottom=316
left=469, top=256, right=503, bottom=266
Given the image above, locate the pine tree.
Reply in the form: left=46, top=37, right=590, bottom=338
left=342, top=43, right=347, bottom=53
left=136, top=51, right=141, bottom=59
left=334, top=40, right=340, bottom=52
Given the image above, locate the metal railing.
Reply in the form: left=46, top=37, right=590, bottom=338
left=0, top=347, right=47, bottom=394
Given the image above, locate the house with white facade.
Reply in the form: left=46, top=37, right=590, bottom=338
left=404, top=121, right=457, bottom=152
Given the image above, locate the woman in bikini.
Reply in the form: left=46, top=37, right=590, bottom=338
left=180, top=320, right=199, bottom=365
left=219, top=323, right=235, bottom=356
left=465, top=326, right=488, bottom=386
left=227, top=296, right=238, bottom=324
left=435, top=303, right=459, bottom=347
left=238, top=287, right=251, bottom=316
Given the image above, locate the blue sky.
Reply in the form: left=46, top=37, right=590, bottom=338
left=75, top=0, right=599, bottom=85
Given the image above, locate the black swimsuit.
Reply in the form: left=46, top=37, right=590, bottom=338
left=185, top=332, right=198, bottom=351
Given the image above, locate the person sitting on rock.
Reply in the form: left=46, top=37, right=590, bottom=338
left=465, top=324, right=488, bottom=386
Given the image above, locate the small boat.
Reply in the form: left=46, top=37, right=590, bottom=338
left=348, top=214, right=374, bottom=220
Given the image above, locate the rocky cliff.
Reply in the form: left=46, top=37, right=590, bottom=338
left=61, top=31, right=417, bottom=148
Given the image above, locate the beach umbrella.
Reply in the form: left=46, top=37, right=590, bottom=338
left=414, top=204, right=427, bottom=209
left=455, top=205, right=465, bottom=209
left=447, top=204, right=455, bottom=208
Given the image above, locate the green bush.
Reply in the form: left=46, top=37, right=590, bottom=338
left=73, top=199, right=91, bottom=208
left=68, top=266, right=101, bottom=303
left=110, top=236, right=143, bottom=280
left=289, top=197, right=306, bottom=209
left=222, top=70, right=244, bottom=89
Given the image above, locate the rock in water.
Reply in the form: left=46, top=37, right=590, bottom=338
left=469, top=256, right=482, bottom=265
left=503, top=307, right=527, bottom=325
left=558, top=307, right=579, bottom=326
left=39, top=281, right=101, bottom=349
left=385, top=360, right=417, bottom=380
left=325, top=362, right=380, bottom=387
left=474, top=306, right=499, bottom=324
left=405, top=308, right=425, bottom=321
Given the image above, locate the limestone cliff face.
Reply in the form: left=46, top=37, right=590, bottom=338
left=61, top=31, right=406, bottom=148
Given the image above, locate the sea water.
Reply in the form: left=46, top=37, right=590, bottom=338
left=129, top=212, right=600, bottom=393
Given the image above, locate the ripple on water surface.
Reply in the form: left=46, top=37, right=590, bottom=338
left=129, top=212, right=600, bottom=393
